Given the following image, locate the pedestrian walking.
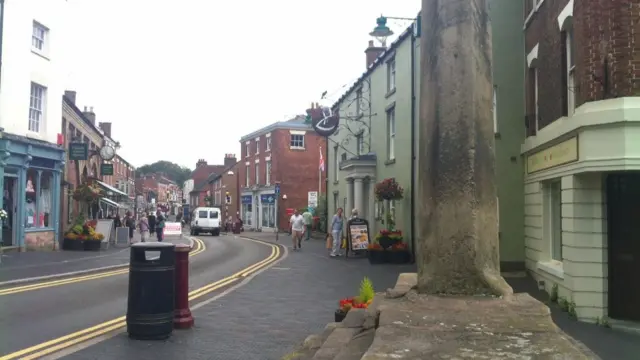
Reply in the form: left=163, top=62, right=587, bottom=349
left=289, top=209, right=305, bottom=250
left=156, top=212, right=166, bottom=242
left=330, top=208, right=344, bottom=257
left=138, top=212, right=150, bottom=242
left=302, top=209, right=313, bottom=241
left=148, top=212, right=156, bottom=235
left=125, top=211, right=136, bottom=243
left=113, top=213, right=122, bottom=228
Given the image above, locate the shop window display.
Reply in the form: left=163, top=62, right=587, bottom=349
left=25, top=169, right=53, bottom=229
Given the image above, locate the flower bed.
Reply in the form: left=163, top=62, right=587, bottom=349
left=63, top=218, right=105, bottom=251
left=335, top=278, right=375, bottom=322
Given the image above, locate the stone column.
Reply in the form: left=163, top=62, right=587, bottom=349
left=345, top=178, right=354, bottom=215
left=353, top=177, right=364, bottom=217
left=416, top=0, right=511, bottom=296
left=367, top=178, right=376, bottom=224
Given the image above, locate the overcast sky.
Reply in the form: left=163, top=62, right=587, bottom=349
left=64, top=0, right=420, bottom=169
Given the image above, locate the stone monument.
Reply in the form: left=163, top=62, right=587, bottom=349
left=416, top=0, right=511, bottom=295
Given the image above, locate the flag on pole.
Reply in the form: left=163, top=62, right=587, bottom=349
left=319, top=147, right=325, bottom=172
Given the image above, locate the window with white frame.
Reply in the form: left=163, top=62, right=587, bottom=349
left=265, top=160, right=271, bottom=185
left=29, top=82, right=46, bottom=133
left=245, top=165, right=250, bottom=186
left=565, top=27, right=576, bottom=115
left=492, top=86, right=498, bottom=134
left=290, top=134, right=304, bottom=149
left=333, top=146, right=339, bottom=182
left=255, top=139, right=260, bottom=154
left=356, top=87, right=363, bottom=116
left=255, top=163, right=259, bottom=185
left=32, top=21, right=48, bottom=53
left=545, top=181, right=563, bottom=262
left=356, top=134, right=365, bottom=155
left=266, top=136, right=271, bottom=151
left=386, top=107, right=396, bottom=160
left=245, top=143, right=250, bottom=157
left=387, top=58, right=396, bottom=92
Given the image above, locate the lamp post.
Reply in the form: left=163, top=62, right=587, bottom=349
left=369, top=14, right=421, bottom=46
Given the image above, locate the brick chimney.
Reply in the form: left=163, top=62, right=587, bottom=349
left=64, top=90, right=76, bottom=104
left=224, top=153, right=237, bottom=167
left=365, top=40, right=387, bottom=69
left=82, top=106, right=96, bottom=125
left=196, top=159, right=208, bottom=168
left=99, top=122, right=112, bottom=138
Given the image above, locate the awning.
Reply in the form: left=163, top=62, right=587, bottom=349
left=100, top=197, right=121, bottom=208
left=96, top=180, right=128, bottom=197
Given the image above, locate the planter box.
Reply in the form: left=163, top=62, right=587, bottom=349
left=334, top=310, right=347, bottom=322
left=63, top=238, right=84, bottom=251
left=388, top=250, right=411, bottom=264
left=83, top=240, right=102, bottom=251
left=367, top=250, right=388, bottom=264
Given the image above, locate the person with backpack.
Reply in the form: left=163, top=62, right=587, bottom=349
left=124, top=211, right=136, bottom=243
left=156, top=211, right=166, bottom=242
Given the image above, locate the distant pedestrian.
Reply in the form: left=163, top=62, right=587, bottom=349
left=125, top=211, right=136, bottom=243
left=138, top=212, right=150, bottom=242
left=289, top=209, right=305, bottom=250
left=302, top=209, right=313, bottom=241
left=156, top=213, right=165, bottom=242
left=330, top=208, right=344, bottom=257
left=148, top=212, right=156, bottom=235
left=113, top=213, right=122, bottom=228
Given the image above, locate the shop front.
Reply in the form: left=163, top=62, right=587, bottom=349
left=259, top=193, right=276, bottom=230
left=241, top=194, right=252, bottom=227
left=0, top=134, right=65, bottom=250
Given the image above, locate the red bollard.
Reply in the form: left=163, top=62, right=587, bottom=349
left=173, top=244, right=194, bottom=329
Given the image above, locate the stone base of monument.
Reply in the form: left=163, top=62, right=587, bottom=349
left=282, top=273, right=599, bottom=360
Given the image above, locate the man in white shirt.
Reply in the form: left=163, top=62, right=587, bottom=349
left=289, top=209, right=305, bottom=251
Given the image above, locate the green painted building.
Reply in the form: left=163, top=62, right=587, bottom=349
left=327, top=3, right=525, bottom=270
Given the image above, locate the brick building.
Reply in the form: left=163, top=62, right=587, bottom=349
left=520, top=0, right=640, bottom=323
left=208, top=154, right=240, bottom=223
left=238, top=116, right=326, bottom=231
left=188, top=159, right=225, bottom=207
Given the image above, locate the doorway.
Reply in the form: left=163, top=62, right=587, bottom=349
left=2, top=175, right=18, bottom=246
left=607, top=173, right=640, bottom=321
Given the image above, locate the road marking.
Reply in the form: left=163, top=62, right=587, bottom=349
left=0, top=238, right=205, bottom=297
left=0, top=238, right=281, bottom=360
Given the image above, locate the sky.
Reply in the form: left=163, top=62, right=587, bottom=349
left=64, top=0, right=421, bottom=169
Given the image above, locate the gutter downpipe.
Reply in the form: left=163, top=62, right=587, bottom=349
left=0, top=0, right=5, bottom=89
left=409, top=23, right=417, bottom=261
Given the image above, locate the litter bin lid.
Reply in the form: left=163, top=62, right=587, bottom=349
left=131, top=242, right=175, bottom=248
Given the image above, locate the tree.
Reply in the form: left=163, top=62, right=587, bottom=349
left=136, top=161, right=192, bottom=186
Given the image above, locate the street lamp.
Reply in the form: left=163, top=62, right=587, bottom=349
left=369, top=16, right=394, bottom=46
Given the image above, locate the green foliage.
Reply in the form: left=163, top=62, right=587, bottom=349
left=358, top=277, right=375, bottom=303
left=315, top=194, right=328, bottom=232
left=136, top=161, right=192, bottom=186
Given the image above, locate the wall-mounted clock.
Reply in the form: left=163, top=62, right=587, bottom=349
left=99, top=145, right=116, bottom=161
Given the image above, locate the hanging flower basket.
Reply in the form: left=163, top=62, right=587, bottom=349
left=72, top=183, right=103, bottom=202
left=374, top=178, right=404, bottom=201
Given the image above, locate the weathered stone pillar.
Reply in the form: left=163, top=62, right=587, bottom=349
left=353, top=177, right=364, bottom=216
left=367, top=177, right=375, bottom=224
left=345, top=178, right=354, bottom=215
left=416, top=0, right=512, bottom=296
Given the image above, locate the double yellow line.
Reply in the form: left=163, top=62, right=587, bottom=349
left=0, top=239, right=281, bottom=360
left=0, top=239, right=206, bottom=297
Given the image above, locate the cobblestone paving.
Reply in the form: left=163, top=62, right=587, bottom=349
left=66, top=234, right=415, bottom=360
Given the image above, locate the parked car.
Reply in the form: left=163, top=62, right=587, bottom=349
left=190, top=207, right=221, bottom=236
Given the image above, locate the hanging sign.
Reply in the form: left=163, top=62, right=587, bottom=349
left=69, top=142, right=88, bottom=161
left=307, top=103, right=340, bottom=137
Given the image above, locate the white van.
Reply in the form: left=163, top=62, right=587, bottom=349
left=190, top=207, right=221, bottom=236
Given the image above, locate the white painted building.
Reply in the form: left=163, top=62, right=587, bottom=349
left=183, top=179, right=194, bottom=205
left=0, top=0, right=68, bottom=250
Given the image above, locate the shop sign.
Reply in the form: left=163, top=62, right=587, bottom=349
left=527, top=136, right=578, bottom=174
left=68, top=142, right=88, bottom=161
left=241, top=195, right=252, bottom=204
left=101, top=163, right=114, bottom=176
left=260, top=194, right=276, bottom=204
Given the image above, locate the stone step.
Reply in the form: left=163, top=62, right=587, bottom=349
left=281, top=322, right=340, bottom=360
left=311, top=326, right=362, bottom=360
left=333, top=328, right=376, bottom=360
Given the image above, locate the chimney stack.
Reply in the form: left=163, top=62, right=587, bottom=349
left=99, top=122, right=112, bottom=138
left=196, top=159, right=208, bottom=168
left=83, top=106, right=96, bottom=125
left=224, top=153, right=237, bottom=167
left=64, top=90, right=76, bottom=104
left=365, top=40, right=387, bottom=69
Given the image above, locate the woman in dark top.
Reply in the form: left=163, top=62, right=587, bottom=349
left=113, top=214, right=122, bottom=228
left=148, top=213, right=156, bottom=234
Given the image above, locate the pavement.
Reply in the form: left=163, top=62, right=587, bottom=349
left=0, top=233, right=272, bottom=358
left=61, top=232, right=416, bottom=360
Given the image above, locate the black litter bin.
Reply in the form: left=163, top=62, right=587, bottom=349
left=126, top=242, right=176, bottom=340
